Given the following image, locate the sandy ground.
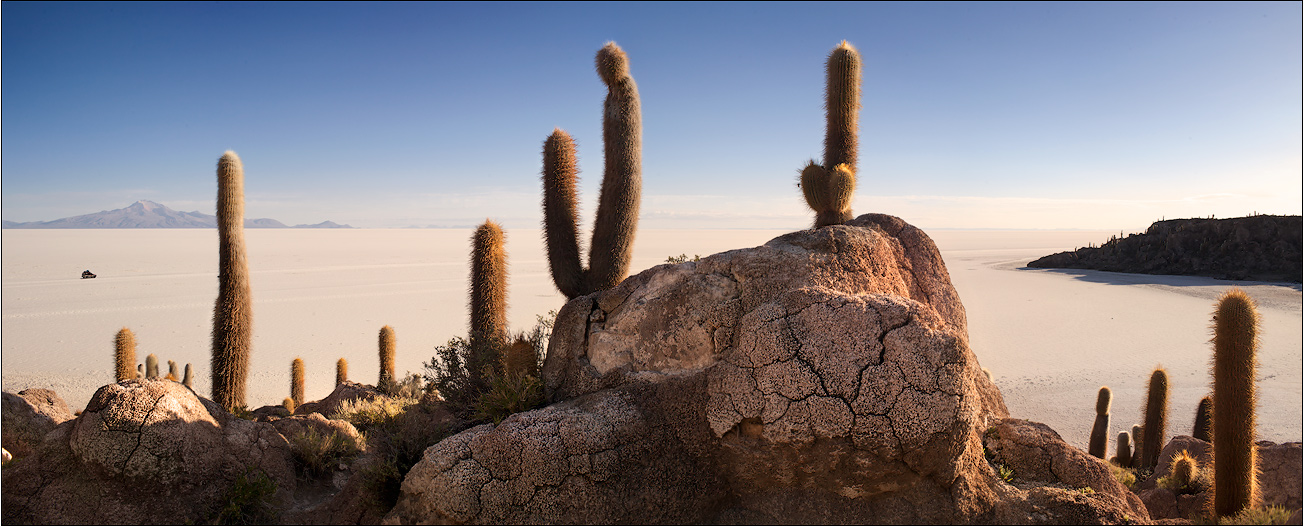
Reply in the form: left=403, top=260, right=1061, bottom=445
left=3, top=227, right=1299, bottom=451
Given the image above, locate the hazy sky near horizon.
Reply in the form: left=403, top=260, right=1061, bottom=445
left=3, top=2, right=1300, bottom=230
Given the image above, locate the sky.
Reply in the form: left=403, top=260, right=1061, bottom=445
left=2, top=1, right=1300, bottom=231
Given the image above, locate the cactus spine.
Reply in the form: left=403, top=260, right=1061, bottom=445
left=336, top=358, right=348, bottom=387
left=114, top=327, right=136, bottom=382
left=800, top=41, right=861, bottom=228
left=146, top=354, right=159, bottom=379
left=541, top=41, right=642, bottom=299
left=211, top=150, right=253, bottom=411
left=1139, top=367, right=1169, bottom=471
left=291, top=358, right=305, bottom=407
left=378, top=326, right=396, bottom=390
left=183, top=364, right=193, bottom=388
left=1193, top=395, right=1213, bottom=443
left=1115, top=431, right=1132, bottom=468
left=1088, top=386, right=1111, bottom=459
left=469, top=221, right=507, bottom=384
left=1211, top=288, right=1259, bottom=516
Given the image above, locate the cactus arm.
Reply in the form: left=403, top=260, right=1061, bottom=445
left=824, top=41, right=861, bottom=175
left=586, top=42, right=642, bottom=294
left=542, top=129, right=585, bottom=298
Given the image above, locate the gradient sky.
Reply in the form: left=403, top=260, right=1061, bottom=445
left=3, top=1, right=1300, bottom=230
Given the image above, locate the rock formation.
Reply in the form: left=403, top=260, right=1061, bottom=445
left=1028, top=215, right=1302, bottom=283
left=386, top=214, right=1149, bottom=524
left=1, top=388, right=74, bottom=459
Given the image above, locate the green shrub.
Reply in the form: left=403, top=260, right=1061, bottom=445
left=332, top=397, right=418, bottom=435
left=347, top=400, right=451, bottom=511
left=474, top=371, right=544, bottom=424
left=1217, top=506, right=1295, bottom=525
left=424, top=310, right=555, bottom=421
left=211, top=468, right=278, bottom=525
left=665, top=254, right=701, bottom=264
left=1109, top=463, right=1137, bottom=489
left=288, top=427, right=361, bottom=479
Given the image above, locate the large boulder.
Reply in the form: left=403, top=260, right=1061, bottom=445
left=1, top=379, right=296, bottom=524
left=1137, top=436, right=1301, bottom=521
left=387, top=215, right=1147, bottom=524
left=2, top=388, right=74, bottom=459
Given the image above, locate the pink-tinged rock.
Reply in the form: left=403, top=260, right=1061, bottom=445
left=2, top=388, right=74, bottom=458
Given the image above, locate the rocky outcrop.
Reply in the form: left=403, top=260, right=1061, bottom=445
left=295, top=380, right=385, bottom=417
left=1028, top=215, right=1303, bottom=283
left=387, top=214, right=1147, bottom=524
left=2, top=388, right=74, bottom=458
left=1, top=379, right=296, bottom=524
left=1138, top=435, right=1301, bottom=521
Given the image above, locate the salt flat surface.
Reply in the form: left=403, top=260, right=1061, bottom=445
left=3, top=228, right=1300, bottom=450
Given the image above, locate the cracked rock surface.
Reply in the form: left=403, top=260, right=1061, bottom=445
left=2, top=379, right=296, bottom=524
left=386, top=214, right=1148, bottom=524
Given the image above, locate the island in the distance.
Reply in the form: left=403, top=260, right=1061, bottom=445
left=1, top=200, right=352, bottom=229
left=1027, top=214, right=1302, bottom=283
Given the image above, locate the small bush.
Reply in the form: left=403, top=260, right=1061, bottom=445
left=996, top=464, right=1015, bottom=483
left=211, top=468, right=279, bottom=525
left=381, top=372, right=426, bottom=399
left=1109, top=463, right=1137, bottom=489
left=332, top=397, right=418, bottom=435
left=424, top=310, right=555, bottom=421
left=289, top=427, right=361, bottom=479
left=474, top=371, right=544, bottom=424
left=1202, top=506, right=1297, bottom=525
left=665, top=254, right=701, bottom=264
left=350, top=400, right=451, bottom=510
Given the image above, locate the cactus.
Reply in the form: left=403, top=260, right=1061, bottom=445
left=469, top=221, right=508, bottom=385
left=283, top=397, right=296, bottom=413
left=167, top=360, right=180, bottom=381
left=1169, top=449, right=1199, bottom=489
left=1193, top=395, right=1213, bottom=442
left=1088, top=386, right=1111, bottom=459
left=1211, top=288, right=1259, bottom=516
left=541, top=41, right=642, bottom=299
left=211, top=150, right=253, bottom=411
left=502, top=335, right=539, bottom=379
left=799, top=41, right=862, bottom=228
left=336, top=358, right=348, bottom=387
left=137, top=363, right=144, bottom=379
left=1139, top=367, right=1169, bottom=471
left=114, top=327, right=136, bottom=382
left=378, top=326, right=396, bottom=390
left=146, top=354, right=159, bottom=379
left=183, top=364, right=193, bottom=388
left=290, top=357, right=305, bottom=406
left=1115, top=431, right=1132, bottom=468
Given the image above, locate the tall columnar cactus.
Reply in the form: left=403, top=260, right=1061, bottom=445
left=469, top=221, right=508, bottom=385
left=146, top=354, right=160, bottom=380
left=291, top=358, right=305, bottom=407
left=1088, top=386, right=1112, bottom=459
left=1140, top=367, right=1169, bottom=471
left=541, top=41, right=642, bottom=299
left=378, top=326, right=396, bottom=389
left=114, top=327, right=137, bottom=382
left=1115, top=431, right=1132, bottom=468
left=1193, top=395, right=1213, bottom=443
left=799, top=41, right=862, bottom=228
left=211, top=150, right=253, bottom=411
left=1211, top=288, right=1259, bottom=517
left=336, top=358, right=348, bottom=387
left=183, top=364, right=194, bottom=388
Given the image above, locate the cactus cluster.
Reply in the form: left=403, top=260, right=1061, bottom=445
left=1211, top=288, right=1260, bottom=517
left=211, top=150, right=253, bottom=411
left=799, top=41, right=862, bottom=228
left=1088, top=386, right=1111, bottom=459
left=541, top=42, right=642, bottom=300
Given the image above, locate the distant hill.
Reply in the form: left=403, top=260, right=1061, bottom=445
left=1028, top=215, right=1302, bottom=283
left=2, top=200, right=352, bottom=229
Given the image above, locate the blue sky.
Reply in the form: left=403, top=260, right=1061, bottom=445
left=3, top=2, right=1300, bottom=230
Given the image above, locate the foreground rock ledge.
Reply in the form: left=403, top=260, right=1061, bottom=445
left=386, top=214, right=1148, bottom=524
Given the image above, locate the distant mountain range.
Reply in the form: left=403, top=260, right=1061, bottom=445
left=2, top=200, right=353, bottom=229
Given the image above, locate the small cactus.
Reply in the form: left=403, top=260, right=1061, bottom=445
left=1211, top=288, right=1260, bottom=516
left=541, top=41, right=642, bottom=299
left=1193, top=395, right=1213, bottom=443
left=1115, top=431, right=1132, bottom=468
left=211, top=150, right=253, bottom=411
left=1140, top=367, right=1169, bottom=471
left=1088, top=386, right=1111, bottom=459
left=145, top=354, right=159, bottom=379
left=336, top=358, right=348, bottom=387
left=378, top=326, right=396, bottom=390
left=502, top=335, right=539, bottom=379
left=137, top=363, right=144, bottom=379
left=183, top=364, right=193, bottom=388
left=167, top=360, right=180, bottom=381
left=469, top=221, right=507, bottom=385
left=1169, top=449, right=1199, bottom=489
left=799, top=41, right=862, bottom=228
left=114, top=327, right=136, bottom=382
left=291, top=357, right=305, bottom=407
left=283, top=397, right=296, bottom=413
